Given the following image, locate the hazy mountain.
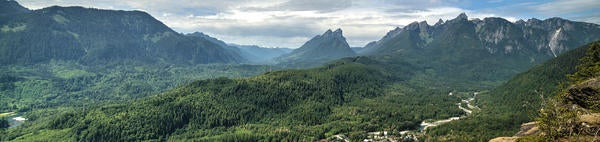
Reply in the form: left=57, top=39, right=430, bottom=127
left=350, top=47, right=364, bottom=53
left=277, top=29, right=356, bottom=67
left=229, top=44, right=292, bottom=64
left=0, top=1, right=243, bottom=65
left=185, top=32, right=293, bottom=64
left=360, top=13, right=600, bottom=83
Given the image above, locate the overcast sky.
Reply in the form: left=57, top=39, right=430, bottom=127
left=15, top=0, right=600, bottom=48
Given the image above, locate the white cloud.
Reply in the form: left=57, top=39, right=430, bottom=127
left=532, top=0, right=600, bottom=15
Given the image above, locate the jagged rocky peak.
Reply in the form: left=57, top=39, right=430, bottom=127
left=334, top=28, right=342, bottom=33
left=380, top=27, right=403, bottom=41
left=526, top=18, right=542, bottom=25
left=434, top=19, right=445, bottom=27
left=405, top=21, right=420, bottom=30
left=446, top=13, right=469, bottom=24
left=515, top=19, right=526, bottom=25
left=456, top=12, right=468, bottom=20
left=419, top=21, right=429, bottom=29
left=390, top=27, right=402, bottom=33
left=322, top=28, right=343, bottom=37
left=527, top=18, right=542, bottom=23
left=276, top=28, right=355, bottom=64
left=405, top=21, right=430, bottom=31
left=544, top=17, right=575, bottom=30
left=483, top=17, right=514, bottom=26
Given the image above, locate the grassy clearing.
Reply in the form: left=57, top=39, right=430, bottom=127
left=0, top=112, right=15, bottom=117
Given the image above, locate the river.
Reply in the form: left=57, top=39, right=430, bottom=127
left=419, top=92, right=479, bottom=132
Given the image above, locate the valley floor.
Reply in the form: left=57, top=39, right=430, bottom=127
left=329, top=91, right=482, bottom=142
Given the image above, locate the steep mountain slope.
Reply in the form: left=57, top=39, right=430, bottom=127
left=425, top=41, right=593, bottom=141
left=0, top=1, right=243, bottom=65
left=277, top=29, right=356, bottom=67
left=490, top=41, right=600, bottom=141
left=0, top=1, right=273, bottom=119
left=361, top=13, right=600, bottom=83
left=0, top=0, right=29, bottom=17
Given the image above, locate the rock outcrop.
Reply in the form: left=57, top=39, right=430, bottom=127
left=491, top=78, right=600, bottom=141
left=489, top=122, right=541, bottom=142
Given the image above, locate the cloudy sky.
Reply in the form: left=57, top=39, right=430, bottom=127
left=15, top=0, right=600, bottom=48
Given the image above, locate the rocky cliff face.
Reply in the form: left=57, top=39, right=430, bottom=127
left=361, top=13, right=600, bottom=57
left=357, top=13, right=600, bottom=83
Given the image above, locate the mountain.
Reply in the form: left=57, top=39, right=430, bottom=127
left=229, top=44, right=292, bottom=64
left=425, top=41, right=593, bottom=141
left=360, top=13, right=600, bottom=83
left=185, top=32, right=230, bottom=47
left=0, top=0, right=29, bottom=17
left=0, top=1, right=243, bottom=65
left=350, top=47, right=364, bottom=53
left=277, top=29, right=356, bottom=67
left=185, top=32, right=292, bottom=64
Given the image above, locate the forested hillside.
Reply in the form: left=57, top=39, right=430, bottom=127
left=0, top=62, right=277, bottom=113
left=425, top=41, right=593, bottom=141
left=0, top=1, right=267, bottom=115
left=0, top=1, right=243, bottom=65
left=2, top=57, right=468, bottom=141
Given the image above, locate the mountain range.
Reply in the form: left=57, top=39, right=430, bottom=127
left=359, top=13, right=600, bottom=84
left=2, top=0, right=600, bottom=141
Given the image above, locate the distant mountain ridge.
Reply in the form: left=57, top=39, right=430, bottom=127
left=185, top=32, right=293, bottom=64
left=277, top=29, right=356, bottom=67
left=359, top=13, right=600, bottom=83
left=0, top=1, right=243, bottom=65
left=361, top=13, right=600, bottom=56
left=229, top=44, right=292, bottom=64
